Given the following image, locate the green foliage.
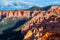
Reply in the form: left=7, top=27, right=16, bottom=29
left=0, top=17, right=30, bottom=34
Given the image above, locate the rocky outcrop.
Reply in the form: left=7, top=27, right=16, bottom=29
left=23, top=15, right=60, bottom=40
left=0, top=6, right=60, bottom=19
left=0, top=10, right=30, bottom=18
left=21, top=6, right=60, bottom=40
left=0, top=10, right=40, bottom=19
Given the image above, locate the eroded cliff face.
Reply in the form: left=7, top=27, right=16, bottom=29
left=0, top=10, right=40, bottom=19
left=20, top=6, right=60, bottom=40
left=0, top=6, right=60, bottom=19
left=23, top=16, right=60, bottom=40
left=0, top=10, right=30, bottom=18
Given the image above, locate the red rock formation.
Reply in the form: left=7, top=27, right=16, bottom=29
left=0, top=6, right=60, bottom=19
left=14, top=11, right=18, bottom=17
left=56, top=7, right=60, bottom=13
left=0, top=11, right=2, bottom=16
left=17, top=10, right=23, bottom=18
left=8, top=11, right=14, bottom=17
left=23, top=10, right=30, bottom=18
left=32, top=10, right=39, bottom=17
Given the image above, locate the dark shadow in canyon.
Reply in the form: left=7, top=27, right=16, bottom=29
left=0, top=19, right=28, bottom=40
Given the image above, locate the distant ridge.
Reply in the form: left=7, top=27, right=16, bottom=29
left=27, top=4, right=60, bottom=11
left=27, top=6, right=42, bottom=11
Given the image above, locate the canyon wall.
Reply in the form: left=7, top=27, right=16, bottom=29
left=0, top=6, right=60, bottom=19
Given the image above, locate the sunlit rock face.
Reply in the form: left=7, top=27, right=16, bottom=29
left=56, top=7, right=60, bottom=13
left=0, top=11, right=2, bottom=16
left=0, top=10, right=30, bottom=19
left=23, top=15, right=60, bottom=40
left=21, top=6, right=60, bottom=40
left=0, top=10, right=40, bottom=19
left=51, top=5, right=58, bottom=9
left=0, top=6, right=60, bottom=19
